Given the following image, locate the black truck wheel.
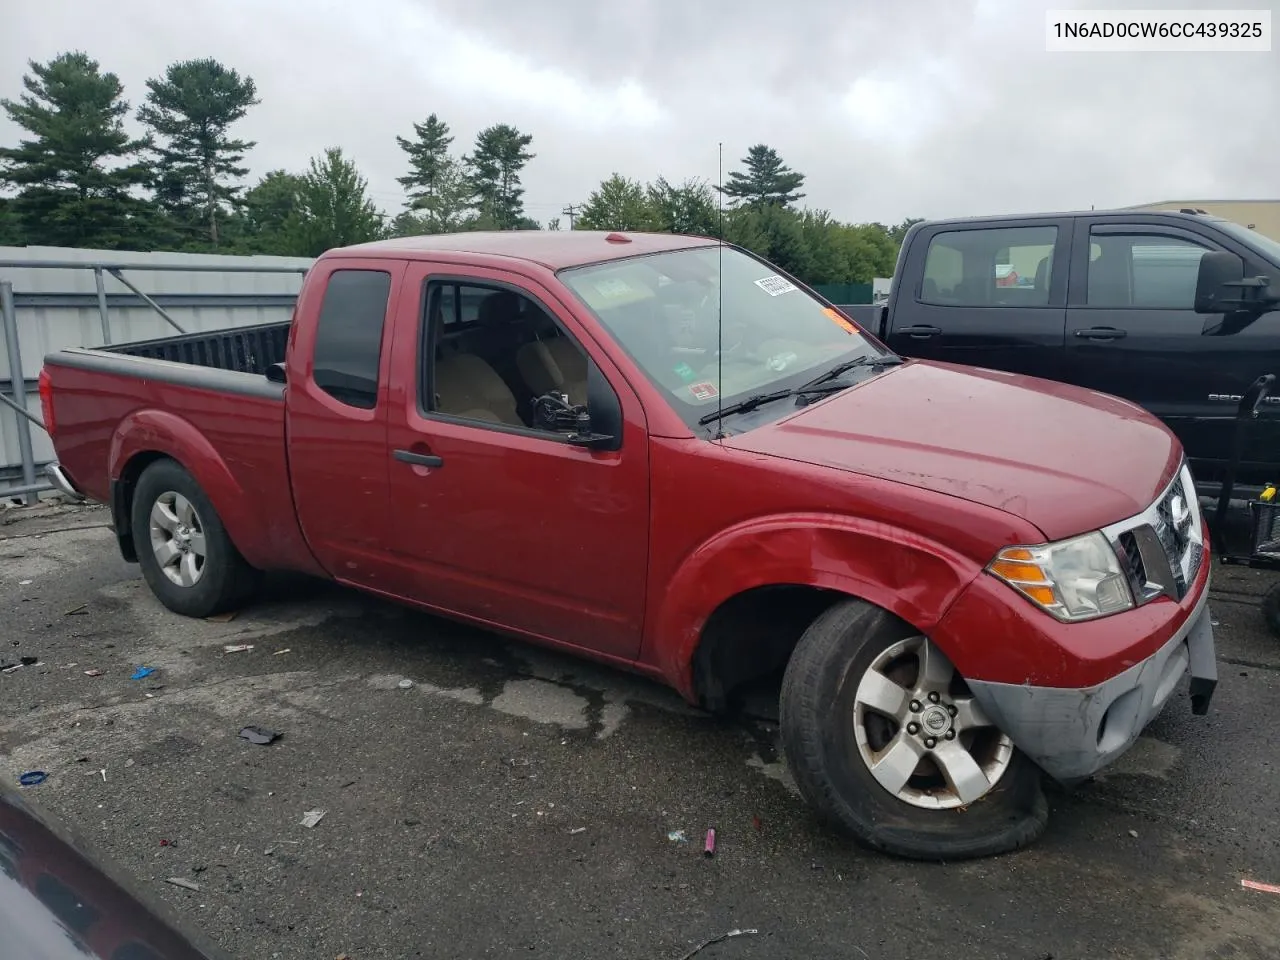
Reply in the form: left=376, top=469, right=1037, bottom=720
left=779, top=598, right=1048, bottom=861
left=130, top=459, right=260, bottom=618
left=1262, top=583, right=1280, bottom=637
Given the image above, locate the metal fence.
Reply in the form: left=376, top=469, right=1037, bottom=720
left=0, top=247, right=313, bottom=504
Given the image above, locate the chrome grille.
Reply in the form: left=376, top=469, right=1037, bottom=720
left=1102, top=462, right=1204, bottom=605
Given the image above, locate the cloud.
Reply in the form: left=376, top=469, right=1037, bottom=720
left=0, top=0, right=1274, bottom=227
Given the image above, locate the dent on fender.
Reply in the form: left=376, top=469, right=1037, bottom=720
left=649, top=512, right=983, bottom=697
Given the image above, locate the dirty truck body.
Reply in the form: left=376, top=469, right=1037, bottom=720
left=39, top=230, right=1217, bottom=860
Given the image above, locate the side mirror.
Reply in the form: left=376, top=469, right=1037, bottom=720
left=1195, top=250, right=1278, bottom=315
left=564, top=407, right=616, bottom=450
left=266, top=362, right=287, bottom=384
left=1194, top=251, right=1245, bottom=313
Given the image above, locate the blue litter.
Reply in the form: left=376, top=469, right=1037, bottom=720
left=131, top=667, right=155, bottom=680
left=19, top=771, right=47, bottom=787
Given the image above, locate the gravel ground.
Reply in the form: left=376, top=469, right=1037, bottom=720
left=1, top=499, right=1279, bottom=960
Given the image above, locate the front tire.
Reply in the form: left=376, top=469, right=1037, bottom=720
left=779, top=598, right=1048, bottom=860
left=131, top=459, right=260, bottom=618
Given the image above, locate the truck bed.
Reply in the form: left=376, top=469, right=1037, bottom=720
left=41, top=319, right=317, bottom=576
left=106, top=320, right=291, bottom=375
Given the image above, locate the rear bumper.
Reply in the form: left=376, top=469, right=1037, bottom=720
left=44, top=462, right=86, bottom=501
left=965, top=586, right=1215, bottom=783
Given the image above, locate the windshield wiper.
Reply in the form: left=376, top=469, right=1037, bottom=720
left=798, top=353, right=903, bottom=392
left=697, top=389, right=794, bottom=425
left=697, top=354, right=905, bottom=427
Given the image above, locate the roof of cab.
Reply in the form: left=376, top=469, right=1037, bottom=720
left=327, top=230, right=721, bottom=270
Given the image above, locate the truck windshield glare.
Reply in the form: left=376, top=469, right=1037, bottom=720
left=559, top=247, right=886, bottom=423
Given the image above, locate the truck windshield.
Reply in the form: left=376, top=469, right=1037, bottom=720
left=1213, top=219, right=1280, bottom=267
left=559, top=245, right=889, bottom=430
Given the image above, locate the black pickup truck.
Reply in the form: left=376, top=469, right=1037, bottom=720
left=846, top=209, right=1280, bottom=497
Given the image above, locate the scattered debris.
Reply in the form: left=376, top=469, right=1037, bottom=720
left=751, top=815, right=763, bottom=833
left=164, top=877, right=201, bottom=892
left=206, top=611, right=238, bottom=623
left=301, top=809, right=326, bottom=829
left=223, top=644, right=254, bottom=654
left=569, top=827, right=587, bottom=835
left=273, top=648, right=291, bottom=656
left=667, top=830, right=687, bottom=844
left=2, top=657, right=40, bottom=674
left=84, top=669, right=103, bottom=677
left=64, top=604, right=88, bottom=616
left=677, top=928, right=758, bottom=960
left=125, top=759, right=135, bottom=768
left=1242, top=877, right=1280, bottom=895
left=99, top=769, right=107, bottom=782
left=704, top=828, right=717, bottom=857
left=131, top=667, right=155, bottom=681
left=18, top=579, right=31, bottom=586
left=18, top=771, right=47, bottom=787
left=1128, top=830, right=1139, bottom=839
left=398, top=679, right=414, bottom=689
left=239, top=726, right=281, bottom=746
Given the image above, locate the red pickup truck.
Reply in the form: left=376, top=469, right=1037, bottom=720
left=39, top=230, right=1217, bottom=861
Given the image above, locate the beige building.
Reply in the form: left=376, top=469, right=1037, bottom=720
left=1125, top=199, right=1280, bottom=241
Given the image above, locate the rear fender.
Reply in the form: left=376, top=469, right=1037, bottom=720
left=108, top=409, right=269, bottom=570
left=649, top=513, right=983, bottom=700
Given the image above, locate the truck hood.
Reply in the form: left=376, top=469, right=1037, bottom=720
left=725, top=360, right=1183, bottom=541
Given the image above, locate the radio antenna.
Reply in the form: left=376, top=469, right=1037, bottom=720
left=714, top=141, right=725, bottom=441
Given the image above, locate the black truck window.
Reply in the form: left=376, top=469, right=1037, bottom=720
left=312, top=269, right=393, bottom=409
left=921, top=226, right=1057, bottom=307
left=1086, top=232, right=1208, bottom=310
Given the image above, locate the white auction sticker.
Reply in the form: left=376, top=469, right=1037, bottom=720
left=754, top=275, right=797, bottom=296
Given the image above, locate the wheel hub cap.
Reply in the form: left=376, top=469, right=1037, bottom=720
left=920, top=705, right=952, bottom=737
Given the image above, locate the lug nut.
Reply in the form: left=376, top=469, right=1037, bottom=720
left=907, top=722, right=920, bottom=735
left=928, top=691, right=941, bottom=703
left=947, top=704, right=958, bottom=717
left=909, top=700, right=922, bottom=713
left=924, top=737, right=937, bottom=749
left=945, top=730, right=956, bottom=741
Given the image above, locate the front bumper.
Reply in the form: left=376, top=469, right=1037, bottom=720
left=966, top=585, right=1216, bottom=784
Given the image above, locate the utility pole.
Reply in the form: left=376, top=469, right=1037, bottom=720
left=561, top=204, right=578, bottom=229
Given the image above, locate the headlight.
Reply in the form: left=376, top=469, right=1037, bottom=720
left=987, top=531, right=1134, bottom=622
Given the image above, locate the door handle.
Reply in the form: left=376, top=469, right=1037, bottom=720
left=1074, top=327, right=1128, bottom=340
left=901, top=325, right=942, bottom=339
left=393, top=449, right=444, bottom=468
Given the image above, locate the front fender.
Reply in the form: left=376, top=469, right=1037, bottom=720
left=108, top=409, right=268, bottom=570
left=648, top=513, right=984, bottom=700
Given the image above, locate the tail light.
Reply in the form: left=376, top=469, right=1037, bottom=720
left=38, top=367, right=55, bottom=437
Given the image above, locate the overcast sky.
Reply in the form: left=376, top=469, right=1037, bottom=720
left=1, top=0, right=1275, bottom=226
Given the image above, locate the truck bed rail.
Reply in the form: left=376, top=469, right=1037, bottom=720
left=106, top=320, right=291, bottom=375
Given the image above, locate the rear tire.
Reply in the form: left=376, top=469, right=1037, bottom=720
left=779, top=598, right=1048, bottom=861
left=130, top=458, right=260, bottom=618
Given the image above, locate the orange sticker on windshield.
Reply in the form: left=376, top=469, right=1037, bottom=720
left=824, top=308, right=858, bottom=334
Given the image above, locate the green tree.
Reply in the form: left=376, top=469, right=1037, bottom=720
left=0, top=51, right=159, bottom=249
left=395, top=113, right=471, bottom=231
left=718, top=144, right=806, bottom=209
left=232, top=169, right=304, bottom=253
left=464, top=123, right=535, bottom=229
left=287, top=147, right=387, bottom=256
left=575, top=173, right=655, bottom=231
left=137, top=57, right=260, bottom=248
left=647, top=176, right=720, bottom=236
left=0, top=197, right=24, bottom=245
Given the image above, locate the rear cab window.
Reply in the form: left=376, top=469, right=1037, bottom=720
left=921, top=226, right=1059, bottom=307
left=311, top=269, right=393, bottom=409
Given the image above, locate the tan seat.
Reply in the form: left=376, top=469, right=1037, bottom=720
left=434, top=353, right=522, bottom=426
left=516, top=337, right=589, bottom=406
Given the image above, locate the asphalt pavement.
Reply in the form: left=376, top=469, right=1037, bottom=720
left=1, top=499, right=1278, bottom=960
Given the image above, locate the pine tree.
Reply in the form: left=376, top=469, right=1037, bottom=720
left=138, top=58, right=260, bottom=248
left=717, top=144, right=806, bottom=209
left=463, top=124, right=535, bottom=229
left=0, top=51, right=159, bottom=249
